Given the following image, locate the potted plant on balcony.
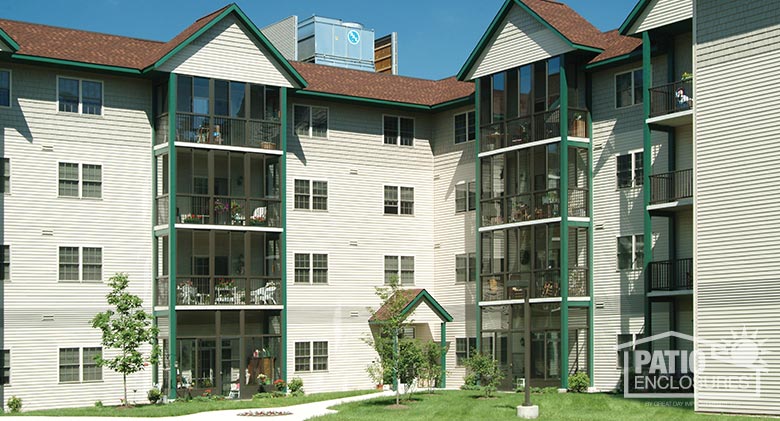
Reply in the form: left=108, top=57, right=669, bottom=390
left=182, top=214, right=203, bottom=224
left=214, top=199, right=229, bottom=224
left=249, top=215, right=267, bottom=226
left=231, top=201, right=244, bottom=226
left=215, top=278, right=236, bottom=304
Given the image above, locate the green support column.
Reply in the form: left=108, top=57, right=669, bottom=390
left=167, top=73, right=178, bottom=400
left=280, top=87, right=288, bottom=382
left=587, top=111, right=594, bottom=387
left=440, top=322, right=447, bottom=388
left=642, top=32, right=653, bottom=339
left=474, top=80, right=482, bottom=352
left=151, top=117, right=159, bottom=386
left=559, top=55, right=570, bottom=389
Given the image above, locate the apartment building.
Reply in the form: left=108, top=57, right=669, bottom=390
left=1, top=0, right=779, bottom=416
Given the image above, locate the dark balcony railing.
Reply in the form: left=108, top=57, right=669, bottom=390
left=568, top=268, right=588, bottom=297
left=648, top=258, right=693, bottom=291
left=155, top=113, right=281, bottom=150
left=649, top=169, right=693, bottom=204
left=484, top=267, right=589, bottom=301
left=481, top=188, right=566, bottom=226
left=649, top=79, right=693, bottom=118
left=156, top=276, right=281, bottom=306
left=157, top=194, right=281, bottom=227
left=480, top=108, right=589, bottom=153
left=568, top=188, right=588, bottom=218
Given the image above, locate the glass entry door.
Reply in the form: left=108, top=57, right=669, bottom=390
left=221, top=338, right=241, bottom=396
left=531, top=330, right=560, bottom=381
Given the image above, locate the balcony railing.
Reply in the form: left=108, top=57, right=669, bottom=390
left=156, top=194, right=281, bottom=227
left=156, top=276, right=281, bottom=306
left=648, top=258, right=693, bottom=291
left=484, top=267, right=589, bottom=301
left=649, top=169, right=693, bottom=205
left=649, top=79, right=693, bottom=118
left=480, top=108, right=589, bottom=153
left=155, top=113, right=281, bottom=150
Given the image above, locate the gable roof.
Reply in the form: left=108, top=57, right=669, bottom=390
left=619, top=0, right=652, bottom=36
left=586, top=30, right=643, bottom=68
left=458, top=0, right=608, bottom=81
left=369, top=288, right=453, bottom=323
left=292, top=61, right=474, bottom=109
left=0, top=3, right=306, bottom=86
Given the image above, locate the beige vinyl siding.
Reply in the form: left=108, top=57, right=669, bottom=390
left=0, top=63, right=153, bottom=410
left=157, top=14, right=294, bottom=88
left=694, top=0, right=780, bottom=415
left=260, top=16, right=298, bottom=61
left=285, top=97, right=435, bottom=392
left=468, top=4, right=574, bottom=80
left=431, top=105, right=477, bottom=387
left=629, top=0, right=692, bottom=35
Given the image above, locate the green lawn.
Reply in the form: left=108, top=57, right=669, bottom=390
left=313, top=390, right=777, bottom=421
left=7, top=390, right=376, bottom=417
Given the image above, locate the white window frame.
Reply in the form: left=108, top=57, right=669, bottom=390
left=616, top=234, right=644, bottom=271
left=294, top=252, right=329, bottom=284
left=56, top=76, right=104, bottom=115
left=455, top=180, right=476, bottom=213
left=454, top=110, right=476, bottom=144
left=57, top=161, right=103, bottom=199
left=382, top=114, right=415, bottom=147
left=294, top=340, right=329, bottom=372
left=58, top=347, right=103, bottom=383
left=0, top=69, right=11, bottom=109
left=293, top=179, right=328, bottom=211
left=383, top=185, right=414, bottom=215
left=615, top=150, right=643, bottom=189
left=614, top=68, right=643, bottom=109
left=455, top=252, right=477, bottom=283
left=384, top=255, right=415, bottom=285
left=58, top=246, right=103, bottom=282
left=1, top=244, right=9, bottom=282
left=2, top=157, right=8, bottom=195
left=293, top=104, right=329, bottom=139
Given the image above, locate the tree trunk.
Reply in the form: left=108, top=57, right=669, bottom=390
left=123, top=374, right=128, bottom=407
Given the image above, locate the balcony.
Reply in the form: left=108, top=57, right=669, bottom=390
left=648, top=169, right=693, bottom=210
left=484, top=267, right=589, bottom=301
left=480, top=108, right=589, bottom=153
left=156, top=276, right=281, bottom=307
left=648, top=258, right=693, bottom=292
left=648, top=79, right=693, bottom=126
left=156, top=194, right=281, bottom=228
left=481, top=188, right=588, bottom=227
left=155, top=113, right=281, bottom=151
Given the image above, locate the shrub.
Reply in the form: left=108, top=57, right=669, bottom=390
left=147, top=388, right=162, bottom=404
left=273, top=378, right=287, bottom=392
left=462, top=352, right=504, bottom=398
left=94, top=400, right=103, bottom=407
left=288, top=377, right=304, bottom=395
left=272, top=391, right=286, bottom=398
left=568, top=372, right=590, bottom=393
left=7, top=396, right=22, bottom=413
left=253, top=393, right=272, bottom=400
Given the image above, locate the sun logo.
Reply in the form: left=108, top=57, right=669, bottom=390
left=705, top=327, right=769, bottom=372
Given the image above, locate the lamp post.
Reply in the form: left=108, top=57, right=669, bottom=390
left=517, top=286, right=539, bottom=419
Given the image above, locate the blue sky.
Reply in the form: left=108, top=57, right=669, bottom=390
left=2, top=0, right=637, bottom=79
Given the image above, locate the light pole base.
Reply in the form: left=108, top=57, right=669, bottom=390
left=517, top=405, right=539, bottom=419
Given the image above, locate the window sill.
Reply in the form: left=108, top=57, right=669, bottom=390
left=454, top=139, right=476, bottom=145
left=56, top=111, right=104, bottom=119
left=58, top=196, right=104, bottom=201
left=293, top=208, right=329, bottom=213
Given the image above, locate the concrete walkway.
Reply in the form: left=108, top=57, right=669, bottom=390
left=18, top=391, right=395, bottom=421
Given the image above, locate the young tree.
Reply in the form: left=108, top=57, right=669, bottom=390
left=91, top=273, right=160, bottom=406
left=463, top=351, right=504, bottom=398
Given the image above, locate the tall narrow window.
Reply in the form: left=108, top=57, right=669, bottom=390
left=456, top=181, right=476, bottom=213
left=454, top=111, right=476, bottom=144
left=616, top=151, right=643, bottom=188
left=384, top=256, right=399, bottom=284
left=616, top=69, right=643, bottom=108
left=1, top=350, right=8, bottom=384
left=456, top=252, right=477, bottom=283
left=400, top=256, right=415, bottom=285
left=294, top=342, right=311, bottom=372
left=0, top=70, right=10, bottom=107
left=2, top=158, right=8, bottom=193
left=82, top=248, right=102, bottom=282
left=294, top=179, right=310, bottom=209
left=59, top=247, right=80, bottom=281
left=1, top=245, right=8, bottom=281
left=82, top=164, right=102, bottom=198
left=294, top=254, right=310, bottom=284
left=312, top=341, right=328, bottom=371
left=293, top=105, right=328, bottom=138
left=82, top=347, right=102, bottom=381
left=492, top=72, right=506, bottom=122
left=59, top=348, right=80, bottom=383
left=312, top=254, right=328, bottom=284
left=400, top=187, right=414, bottom=215
left=384, top=186, right=398, bottom=214
left=312, top=181, right=328, bottom=210
left=59, top=163, right=79, bottom=197
left=618, top=235, right=644, bottom=270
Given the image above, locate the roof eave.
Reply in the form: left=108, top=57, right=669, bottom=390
left=618, top=0, right=651, bottom=36
left=0, top=27, right=20, bottom=51
left=585, top=50, right=642, bottom=70
left=293, top=89, right=473, bottom=112
left=10, top=54, right=142, bottom=74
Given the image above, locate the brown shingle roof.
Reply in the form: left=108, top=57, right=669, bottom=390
left=291, top=61, right=474, bottom=107
left=522, top=0, right=607, bottom=50
left=589, top=30, right=642, bottom=65
left=0, top=5, right=229, bottom=70
left=369, top=289, right=424, bottom=323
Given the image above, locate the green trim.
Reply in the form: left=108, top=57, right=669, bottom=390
left=568, top=301, right=590, bottom=308
left=569, top=139, right=590, bottom=149
left=474, top=79, right=482, bottom=352
left=167, top=73, right=178, bottom=400
left=584, top=51, right=643, bottom=70
left=402, top=290, right=454, bottom=322
left=619, top=0, right=652, bottom=36
left=558, top=55, right=570, bottom=390
left=587, top=108, right=595, bottom=387
left=642, top=31, right=653, bottom=337
left=280, top=87, right=289, bottom=383
left=293, top=90, right=429, bottom=111
left=146, top=5, right=306, bottom=88
left=11, top=54, right=141, bottom=74
left=440, top=322, right=447, bottom=388
left=0, top=27, right=20, bottom=51
left=568, top=220, right=590, bottom=228
left=430, top=95, right=476, bottom=111
left=457, top=0, right=603, bottom=81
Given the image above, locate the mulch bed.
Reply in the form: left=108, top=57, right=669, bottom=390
left=238, top=410, right=293, bottom=417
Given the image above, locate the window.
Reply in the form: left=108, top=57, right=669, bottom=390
left=295, top=253, right=328, bottom=284
left=59, top=246, right=103, bottom=282
left=455, top=181, right=476, bottom=213
left=0, top=69, right=9, bottom=107
left=383, top=116, right=414, bottom=146
left=295, top=341, right=328, bottom=372
left=454, top=111, right=476, bottom=144
left=385, top=255, right=414, bottom=285
left=384, top=186, right=414, bottom=215
left=293, top=105, right=328, bottom=138
left=2, top=158, right=8, bottom=193
left=2, top=245, right=9, bottom=281
left=59, top=347, right=102, bottom=383
left=456, top=337, right=478, bottom=366
left=59, top=163, right=102, bottom=198
left=616, top=151, right=643, bottom=188
left=1, top=350, right=8, bottom=384
left=615, top=69, right=643, bottom=108
left=617, top=235, right=644, bottom=270
left=294, top=179, right=327, bottom=210
left=58, top=77, right=102, bottom=115
left=456, top=252, right=477, bottom=283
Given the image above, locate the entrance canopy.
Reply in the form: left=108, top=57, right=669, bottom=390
left=368, top=288, right=453, bottom=324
